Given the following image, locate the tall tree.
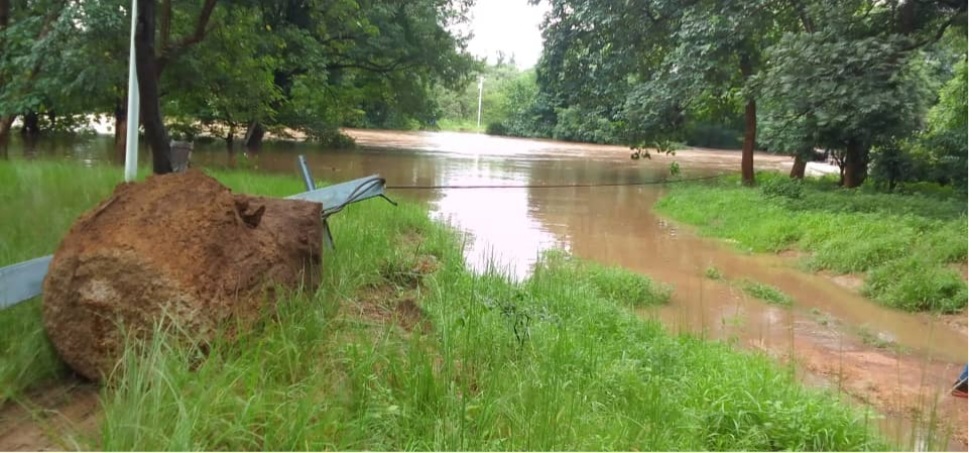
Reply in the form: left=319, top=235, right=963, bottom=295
left=0, top=0, right=11, bottom=149
left=135, top=0, right=218, bottom=174
left=755, top=0, right=966, bottom=188
left=237, top=0, right=477, bottom=148
left=0, top=0, right=66, bottom=143
left=533, top=0, right=793, bottom=183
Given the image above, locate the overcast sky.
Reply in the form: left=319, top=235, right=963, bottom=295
left=465, top=0, right=550, bottom=69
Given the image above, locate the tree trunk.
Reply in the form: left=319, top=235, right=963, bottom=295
left=0, top=115, right=14, bottom=145
left=23, top=132, right=38, bottom=156
left=244, top=121, right=264, bottom=151
left=0, top=116, right=10, bottom=160
left=0, top=0, right=12, bottom=134
left=789, top=155, right=807, bottom=179
left=739, top=53, right=756, bottom=187
left=842, top=140, right=868, bottom=188
left=21, top=111, right=40, bottom=137
left=135, top=0, right=173, bottom=174
left=47, top=110, right=56, bottom=130
left=225, top=123, right=235, bottom=149
left=741, top=99, right=757, bottom=186
left=114, top=102, right=128, bottom=165
left=0, top=0, right=9, bottom=29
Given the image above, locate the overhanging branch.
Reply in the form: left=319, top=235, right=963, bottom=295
left=899, top=9, right=965, bottom=52
left=156, top=0, right=218, bottom=76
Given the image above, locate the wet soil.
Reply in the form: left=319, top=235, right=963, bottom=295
left=0, top=380, right=99, bottom=451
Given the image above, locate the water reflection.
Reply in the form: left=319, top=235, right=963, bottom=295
left=429, top=160, right=562, bottom=280
left=4, top=132, right=966, bottom=364
left=5, top=131, right=968, bottom=449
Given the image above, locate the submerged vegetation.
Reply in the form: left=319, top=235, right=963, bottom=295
left=656, top=172, right=968, bottom=313
left=0, top=161, right=894, bottom=450
left=739, top=280, right=794, bottom=307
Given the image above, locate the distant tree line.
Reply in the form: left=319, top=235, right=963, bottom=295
left=435, top=0, right=967, bottom=190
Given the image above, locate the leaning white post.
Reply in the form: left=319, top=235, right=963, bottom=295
left=123, top=0, right=140, bottom=182
left=476, top=76, right=484, bottom=129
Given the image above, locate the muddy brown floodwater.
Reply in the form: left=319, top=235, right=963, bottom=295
left=3, top=128, right=968, bottom=451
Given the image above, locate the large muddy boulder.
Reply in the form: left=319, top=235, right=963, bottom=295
left=42, top=170, right=323, bottom=381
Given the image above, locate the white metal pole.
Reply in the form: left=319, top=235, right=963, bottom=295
left=476, top=76, right=484, bottom=129
left=123, top=0, right=140, bottom=182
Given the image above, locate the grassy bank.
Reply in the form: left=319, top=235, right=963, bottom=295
left=2, top=161, right=892, bottom=450
left=656, top=172, right=968, bottom=313
left=432, top=118, right=484, bottom=133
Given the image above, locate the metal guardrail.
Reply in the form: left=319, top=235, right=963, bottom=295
left=0, top=256, right=54, bottom=310
left=0, top=156, right=394, bottom=310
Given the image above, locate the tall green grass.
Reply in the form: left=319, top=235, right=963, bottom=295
left=0, top=161, right=313, bottom=402
left=0, top=162, right=124, bottom=400
left=2, top=161, right=891, bottom=450
left=656, top=172, right=968, bottom=313
left=98, top=185, right=885, bottom=451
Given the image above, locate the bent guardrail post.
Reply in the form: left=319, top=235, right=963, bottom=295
left=0, top=158, right=396, bottom=310
left=296, top=154, right=333, bottom=249
left=297, top=155, right=316, bottom=191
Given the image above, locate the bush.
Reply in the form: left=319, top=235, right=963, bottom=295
left=760, top=176, right=804, bottom=200
left=485, top=122, right=509, bottom=136
left=309, top=130, right=357, bottom=149
left=684, top=122, right=743, bottom=149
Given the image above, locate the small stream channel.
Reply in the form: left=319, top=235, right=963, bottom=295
left=5, top=129, right=968, bottom=450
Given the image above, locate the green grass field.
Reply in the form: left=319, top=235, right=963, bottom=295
left=1, top=161, right=891, bottom=450
left=656, top=172, right=968, bottom=313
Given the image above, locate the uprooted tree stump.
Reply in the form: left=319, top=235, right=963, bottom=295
left=42, top=170, right=323, bottom=381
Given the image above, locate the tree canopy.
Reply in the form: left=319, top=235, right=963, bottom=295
left=0, top=0, right=481, bottom=171
left=430, top=0, right=966, bottom=190
left=0, top=0, right=966, bottom=188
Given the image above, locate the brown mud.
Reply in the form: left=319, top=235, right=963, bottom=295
left=0, top=380, right=99, bottom=451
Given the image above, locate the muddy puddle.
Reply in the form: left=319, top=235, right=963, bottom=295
left=4, top=129, right=968, bottom=450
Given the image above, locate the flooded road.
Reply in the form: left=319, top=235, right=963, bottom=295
left=5, top=129, right=968, bottom=450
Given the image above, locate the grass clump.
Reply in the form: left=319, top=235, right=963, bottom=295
left=855, top=326, right=901, bottom=352
left=656, top=171, right=968, bottom=313
left=0, top=161, right=126, bottom=400
left=539, top=252, right=672, bottom=308
left=704, top=265, right=723, bottom=280
left=739, top=280, right=794, bottom=306
left=0, top=299, right=65, bottom=401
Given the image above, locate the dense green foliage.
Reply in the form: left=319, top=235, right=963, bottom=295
left=656, top=172, right=968, bottom=313
left=2, top=0, right=966, bottom=187
left=0, top=0, right=480, bottom=147
left=432, top=56, right=543, bottom=137
left=429, top=0, right=967, bottom=189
